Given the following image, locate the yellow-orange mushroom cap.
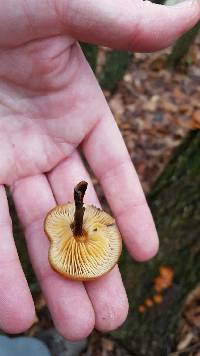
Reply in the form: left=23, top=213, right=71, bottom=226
left=44, top=182, right=122, bottom=281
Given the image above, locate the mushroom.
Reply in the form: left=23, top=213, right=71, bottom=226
left=44, top=181, right=122, bottom=281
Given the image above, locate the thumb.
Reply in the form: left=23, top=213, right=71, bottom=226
left=0, top=0, right=199, bottom=51
left=63, top=0, right=200, bottom=51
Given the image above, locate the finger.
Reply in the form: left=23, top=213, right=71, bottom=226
left=61, top=0, right=200, bottom=51
left=46, top=41, right=158, bottom=262
left=0, top=185, right=35, bottom=333
left=48, top=151, right=128, bottom=332
left=11, top=175, right=95, bottom=341
left=83, top=114, right=159, bottom=262
left=68, top=47, right=159, bottom=262
left=47, top=151, right=100, bottom=207
left=85, top=266, right=128, bottom=332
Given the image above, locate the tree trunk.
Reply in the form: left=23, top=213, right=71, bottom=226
left=81, top=43, right=132, bottom=92
left=110, top=131, right=200, bottom=355
left=97, top=50, right=132, bottom=92
left=167, top=22, right=200, bottom=69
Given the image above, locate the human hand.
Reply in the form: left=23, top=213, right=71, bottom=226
left=0, top=0, right=199, bottom=339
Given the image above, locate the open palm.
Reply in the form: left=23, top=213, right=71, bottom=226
left=0, top=0, right=199, bottom=340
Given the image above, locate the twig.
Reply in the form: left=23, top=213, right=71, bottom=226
left=169, top=342, right=200, bottom=355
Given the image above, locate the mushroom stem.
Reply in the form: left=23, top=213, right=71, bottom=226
left=73, top=181, right=88, bottom=236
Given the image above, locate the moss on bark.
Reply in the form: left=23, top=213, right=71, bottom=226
left=167, top=22, right=200, bottom=69
left=81, top=43, right=132, bottom=91
left=111, top=131, right=200, bottom=355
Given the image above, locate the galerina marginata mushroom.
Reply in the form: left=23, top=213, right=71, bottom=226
left=44, top=181, right=122, bottom=281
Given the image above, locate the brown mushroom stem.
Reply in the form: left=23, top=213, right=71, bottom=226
left=73, top=181, right=88, bottom=236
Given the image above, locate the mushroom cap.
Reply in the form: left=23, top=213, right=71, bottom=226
left=44, top=203, right=122, bottom=281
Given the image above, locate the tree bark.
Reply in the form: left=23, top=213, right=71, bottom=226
left=98, top=50, right=132, bottom=91
left=167, top=22, right=200, bottom=69
left=110, top=131, right=200, bottom=355
left=81, top=43, right=132, bottom=92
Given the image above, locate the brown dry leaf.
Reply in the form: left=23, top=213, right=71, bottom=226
left=96, top=47, right=109, bottom=75
left=182, top=110, right=200, bottom=129
left=184, top=285, right=200, bottom=328
left=175, top=285, right=200, bottom=354
left=179, top=104, right=192, bottom=114
left=124, top=73, right=132, bottom=83
left=177, top=332, right=195, bottom=351
left=101, top=338, right=115, bottom=352
left=143, top=96, right=159, bottom=112
left=110, top=93, right=124, bottom=116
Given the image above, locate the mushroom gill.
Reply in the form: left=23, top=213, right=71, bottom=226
left=44, top=182, right=122, bottom=281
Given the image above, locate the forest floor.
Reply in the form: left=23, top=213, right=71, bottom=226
left=103, top=35, right=200, bottom=195
left=27, top=34, right=200, bottom=355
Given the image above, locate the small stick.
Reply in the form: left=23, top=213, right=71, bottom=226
left=73, top=181, right=88, bottom=236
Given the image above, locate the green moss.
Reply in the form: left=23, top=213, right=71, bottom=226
left=98, top=50, right=132, bottom=92
left=167, top=22, right=200, bottom=69
left=80, top=43, right=132, bottom=92
left=80, top=43, right=98, bottom=72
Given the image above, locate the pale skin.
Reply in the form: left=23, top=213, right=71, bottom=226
left=0, top=0, right=199, bottom=340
